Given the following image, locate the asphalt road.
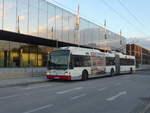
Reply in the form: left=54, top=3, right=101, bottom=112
left=0, top=71, right=150, bottom=113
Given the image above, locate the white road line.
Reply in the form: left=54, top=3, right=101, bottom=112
left=115, top=83, right=121, bottom=86
left=106, top=91, right=127, bottom=101
left=98, top=87, right=107, bottom=92
left=23, top=85, right=52, bottom=90
left=23, top=104, right=53, bottom=113
left=124, top=76, right=129, bottom=79
left=71, top=94, right=87, bottom=100
left=56, top=87, right=83, bottom=95
left=0, top=95, right=18, bottom=100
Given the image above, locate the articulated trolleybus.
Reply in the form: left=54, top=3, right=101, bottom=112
left=46, top=46, right=135, bottom=80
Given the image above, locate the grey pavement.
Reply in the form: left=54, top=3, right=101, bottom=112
left=0, top=71, right=150, bottom=113
left=0, top=76, right=48, bottom=88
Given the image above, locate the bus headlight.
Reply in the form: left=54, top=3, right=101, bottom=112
left=64, top=71, right=71, bottom=75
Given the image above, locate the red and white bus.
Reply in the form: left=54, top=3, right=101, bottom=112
left=46, top=46, right=135, bottom=80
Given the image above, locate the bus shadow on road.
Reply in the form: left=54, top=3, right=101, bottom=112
left=48, top=73, right=132, bottom=83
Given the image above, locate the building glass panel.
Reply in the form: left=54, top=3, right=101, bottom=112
left=39, top=0, right=47, bottom=38
left=62, top=10, right=69, bottom=43
left=87, top=22, right=94, bottom=46
left=0, top=40, right=10, bottom=67
left=38, top=46, right=57, bottom=66
left=28, top=45, right=38, bottom=67
left=83, top=21, right=89, bottom=46
left=0, top=0, right=3, bottom=29
left=9, top=42, right=21, bottom=67
left=95, top=25, right=100, bottom=46
left=19, top=43, right=29, bottom=67
left=17, top=0, right=28, bottom=34
left=55, top=7, right=63, bottom=41
left=0, top=0, right=127, bottom=69
left=29, top=0, right=38, bottom=37
left=3, top=0, right=16, bottom=32
left=68, top=13, right=75, bottom=44
left=80, top=19, right=86, bottom=45
left=48, top=3, right=56, bottom=40
left=91, top=24, right=97, bottom=46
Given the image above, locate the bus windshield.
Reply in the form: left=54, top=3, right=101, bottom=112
left=47, top=50, right=70, bottom=70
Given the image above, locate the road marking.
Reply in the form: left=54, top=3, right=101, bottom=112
left=71, top=94, right=87, bottom=100
left=124, top=76, right=129, bottom=79
left=23, top=85, right=52, bottom=90
left=0, top=95, right=18, bottom=100
left=98, top=87, right=107, bottom=92
left=56, top=87, right=83, bottom=95
left=106, top=91, right=127, bottom=101
left=23, top=104, right=53, bottom=113
left=115, top=83, right=121, bottom=86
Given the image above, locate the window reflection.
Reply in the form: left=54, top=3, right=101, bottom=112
left=10, top=42, right=21, bottom=67
left=68, top=13, right=75, bottom=43
left=62, top=10, right=69, bottom=42
left=0, top=41, right=9, bottom=67
left=0, top=0, right=126, bottom=57
left=3, top=0, right=16, bottom=32
left=48, top=3, right=56, bottom=40
left=0, top=40, right=57, bottom=68
left=18, top=0, right=28, bottom=34
left=39, top=0, right=47, bottom=38
left=29, top=0, right=38, bottom=37
left=0, top=0, right=2, bottom=29
left=55, top=7, right=62, bottom=41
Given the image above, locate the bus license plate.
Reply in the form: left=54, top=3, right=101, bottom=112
left=54, top=76, right=60, bottom=79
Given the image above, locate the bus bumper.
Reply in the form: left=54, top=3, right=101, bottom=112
left=47, top=75, right=71, bottom=80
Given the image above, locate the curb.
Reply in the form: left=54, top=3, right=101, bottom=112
left=136, top=69, right=150, bottom=72
left=0, top=80, right=49, bottom=88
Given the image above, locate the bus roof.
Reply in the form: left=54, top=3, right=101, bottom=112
left=61, top=46, right=102, bottom=55
left=60, top=46, right=135, bottom=59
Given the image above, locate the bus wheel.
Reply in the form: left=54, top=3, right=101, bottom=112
left=110, top=68, right=115, bottom=76
left=82, top=71, right=88, bottom=81
left=130, top=68, right=133, bottom=74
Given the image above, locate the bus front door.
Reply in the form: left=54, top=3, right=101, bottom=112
left=115, top=54, right=120, bottom=74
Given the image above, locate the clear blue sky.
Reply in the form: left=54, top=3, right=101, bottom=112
left=47, top=0, right=150, bottom=48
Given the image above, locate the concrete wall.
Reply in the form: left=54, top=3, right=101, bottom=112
left=0, top=67, right=46, bottom=80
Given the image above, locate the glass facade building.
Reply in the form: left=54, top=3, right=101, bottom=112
left=0, top=0, right=126, bottom=68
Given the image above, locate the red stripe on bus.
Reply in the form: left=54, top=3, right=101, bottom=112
left=47, top=75, right=71, bottom=80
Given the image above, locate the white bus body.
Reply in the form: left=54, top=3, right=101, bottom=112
left=46, top=47, right=135, bottom=80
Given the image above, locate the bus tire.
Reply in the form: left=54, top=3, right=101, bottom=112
left=130, top=68, right=133, bottom=74
left=82, top=70, right=88, bottom=81
left=110, top=68, right=115, bottom=76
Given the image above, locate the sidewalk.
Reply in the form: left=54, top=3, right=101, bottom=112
left=0, top=76, right=48, bottom=88
left=136, top=65, right=150, bottom=71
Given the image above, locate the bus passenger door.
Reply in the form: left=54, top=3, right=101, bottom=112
left=91, top=56, right=97, bottom=76
left=115, top=54, right=120, bottom=74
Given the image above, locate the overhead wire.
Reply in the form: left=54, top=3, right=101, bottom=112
left=117, top=0, right=150, bottom=37
left=48, top=0, right=115, bottom=31
left=99, top=0, right=149, bottom=37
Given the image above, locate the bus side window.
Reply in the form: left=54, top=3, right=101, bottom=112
left=72, top=55, right=91, bottom=67
left=70, top=55, right=74, bottom=69
left=73, top=55, right=80, bottom=67
left=84, top=56, right=91, bottom=66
